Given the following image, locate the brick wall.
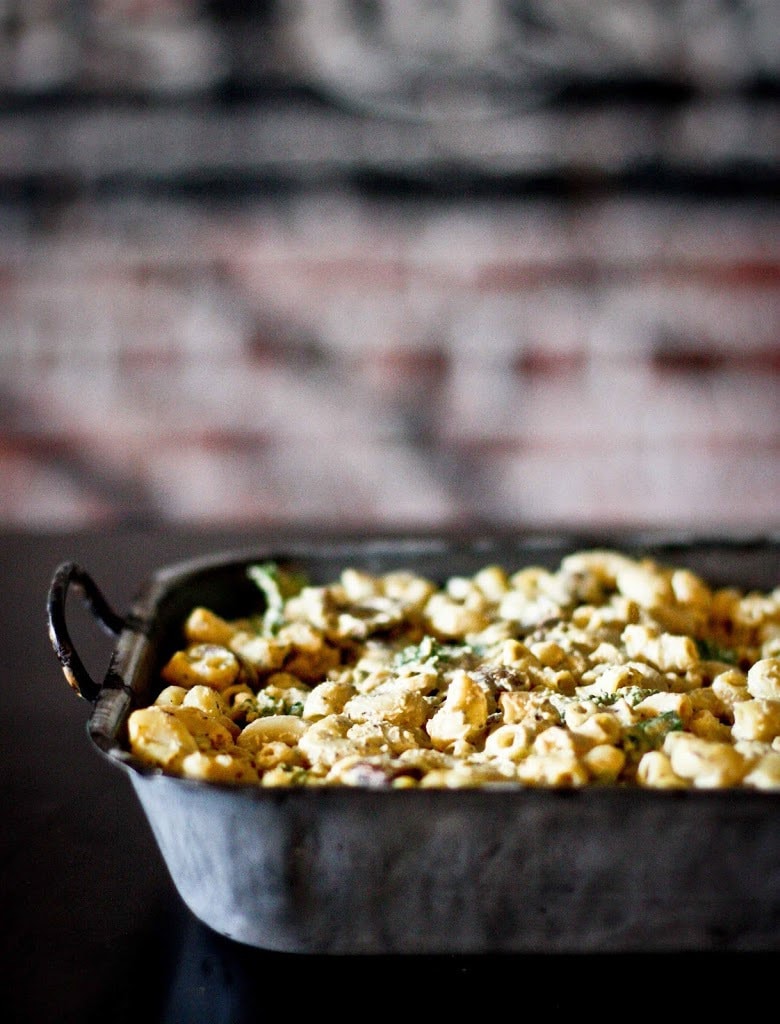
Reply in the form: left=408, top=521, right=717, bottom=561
left=1, top=2, right=778, bottom=532
left=2, top=190, right=777, bottom=531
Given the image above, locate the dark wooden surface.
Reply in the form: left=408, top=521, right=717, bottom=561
left=2, top=528, right=776, bottom=1022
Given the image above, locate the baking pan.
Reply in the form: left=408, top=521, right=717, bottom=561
left=47, top=531, right=780, bottom=954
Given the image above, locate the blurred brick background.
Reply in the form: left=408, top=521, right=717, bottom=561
left=1, top=1, right=778, bottom=532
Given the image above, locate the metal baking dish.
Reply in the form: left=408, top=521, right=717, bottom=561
left=47, top=531, right=780, bottom=954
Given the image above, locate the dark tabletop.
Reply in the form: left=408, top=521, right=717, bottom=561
left=2, top=528, right=776, bottom=1023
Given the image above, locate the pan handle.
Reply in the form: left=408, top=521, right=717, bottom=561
left=47, top=562, right=127, bottom=702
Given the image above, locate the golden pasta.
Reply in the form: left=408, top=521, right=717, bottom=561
left=126, top=550, right=780, bottom=790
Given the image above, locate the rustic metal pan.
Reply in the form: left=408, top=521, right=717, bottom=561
left=47, top=531, right=780, bottom=954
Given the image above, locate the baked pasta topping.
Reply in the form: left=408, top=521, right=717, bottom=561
left=127, top=550, right=780, bottom=790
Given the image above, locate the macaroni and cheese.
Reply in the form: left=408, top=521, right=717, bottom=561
left=127, top=549, right=780, bottom=790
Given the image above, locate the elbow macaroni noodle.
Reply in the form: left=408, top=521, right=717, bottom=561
left=127, top=550, right=780, bottom=790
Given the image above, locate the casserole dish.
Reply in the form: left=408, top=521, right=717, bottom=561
left=48, top=531, right=780, bottom=954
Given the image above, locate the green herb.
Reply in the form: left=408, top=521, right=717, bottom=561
left=625, top=687, right=661, bottom=707
left=394, top=636, right=446, bottom=666
left=256, top=693, right=305, bottom=718
left=590, top=691, right=620, bottom=707
left=393, top=635, right=471, bottom=668
left=591, top=686, right=658, bottom=708
left=695, top=638, right=740, bottom=665
left=622, top=712, right=684, bottom=761
left=237, top=693, right=305, bottom=721
left=247, top=561, right=308, bottom=634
